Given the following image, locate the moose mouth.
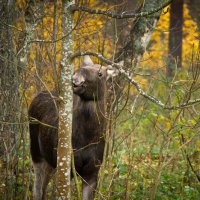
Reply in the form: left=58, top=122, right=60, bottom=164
left=73, top=84, right=86, bottom=95
left=73, top=83, right=79, bottom=89
left=73, top=83, right=85, bottom=89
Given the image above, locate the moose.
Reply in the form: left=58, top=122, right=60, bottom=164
left=28, top=56, right=118, bottom=200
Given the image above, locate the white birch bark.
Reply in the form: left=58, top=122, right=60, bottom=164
left=57, top=0, right=74, bottom=199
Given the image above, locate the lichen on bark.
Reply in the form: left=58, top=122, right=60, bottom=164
left=117, top=0, right=164, bottom=69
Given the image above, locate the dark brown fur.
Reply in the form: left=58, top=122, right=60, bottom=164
left=28, top=57, right=109, bottom=200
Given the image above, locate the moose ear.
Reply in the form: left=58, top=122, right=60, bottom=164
left=82, top=55, right=94, bottom=66
left=106, top=61, right=124, bottom=80
left=106, top=65, right=119, bottom=80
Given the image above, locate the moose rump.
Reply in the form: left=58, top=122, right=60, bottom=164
left=28, top=56, right=116, bottom=200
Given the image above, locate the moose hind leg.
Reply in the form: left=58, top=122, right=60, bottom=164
left=82, top=176, right=97, bottom=200
left=33, top=162, right=44, bottom=200
left=33, top=161, right=55, bottom=200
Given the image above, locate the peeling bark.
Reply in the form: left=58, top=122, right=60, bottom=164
left=56, top=0, right=74, bottom=199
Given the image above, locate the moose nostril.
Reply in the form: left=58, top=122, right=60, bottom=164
left=80, top=80, right=84, bottom=85
left=73, top=79, right=85, bottom=86
left=72, top=74, right=85, bottom=86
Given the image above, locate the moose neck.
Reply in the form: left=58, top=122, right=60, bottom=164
left=75, top=94, right=105, bottom=118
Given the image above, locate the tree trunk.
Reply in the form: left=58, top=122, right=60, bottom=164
left=168, top=0, right=183, bottom=76
left=56, top=0, right=74, bottom=199
left=24, top=1, right=44, bottom=92
left=186, top=0, right=200, bottom=31
left=113, top=0, right=139, bottom=50
left=116, top=0, right=164, bottom=69
left=0, top=0, right=19, bottom=198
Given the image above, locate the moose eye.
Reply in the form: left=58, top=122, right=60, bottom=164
left=98, top=72, right=103, bottom=77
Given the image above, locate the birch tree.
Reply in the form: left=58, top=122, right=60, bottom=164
left=57, top=0, right=74, bottom=199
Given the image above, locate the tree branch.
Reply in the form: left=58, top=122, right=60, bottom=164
left=71, top=0, right=172, bottom=19
left=71, top=52, right=200, bottom=110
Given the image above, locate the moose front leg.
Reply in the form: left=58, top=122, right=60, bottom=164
left=82, top=176, right=97, bottom=200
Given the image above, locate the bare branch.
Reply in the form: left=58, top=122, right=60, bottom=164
left=0, top=20, right=24, bottom=32
left=71, top=0, right=172, bottom=19
left=72, top=52, right=200, bottom=110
